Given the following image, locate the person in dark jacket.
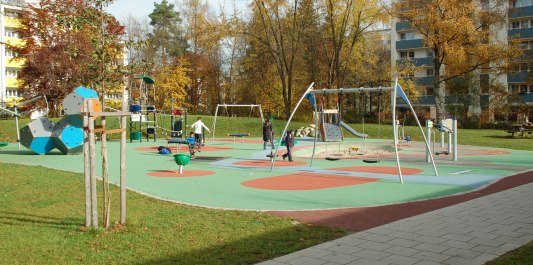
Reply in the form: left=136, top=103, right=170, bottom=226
left=282, top=129, right=295, bottom=162
left=262, top=119, right=274, bottom=150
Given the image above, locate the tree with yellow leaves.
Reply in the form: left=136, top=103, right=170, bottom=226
left=153, top=61, right=189, bottom=110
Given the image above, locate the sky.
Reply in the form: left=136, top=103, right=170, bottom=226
left=106, top=0, right=250, bottom=22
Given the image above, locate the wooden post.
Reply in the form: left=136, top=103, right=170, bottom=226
left=88, top=104, right=98, bottom=227
left=120, top=115, right=127, bottom=224
left=83, top=112, right=91, bottom=227
left=101, top=116, right=110, bottom=228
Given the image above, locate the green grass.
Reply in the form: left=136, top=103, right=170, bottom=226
left=2, top=115, right=531, bottom=151
left=0, top=163, right=344, bottom=264
left=487, top=241, right=533, bottom=265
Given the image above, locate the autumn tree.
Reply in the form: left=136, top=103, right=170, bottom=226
left=9, top=0, right=124, bottom=116
left=394, top=0, right=520, bottom=122
left=153, top=61, right=189, bottom=110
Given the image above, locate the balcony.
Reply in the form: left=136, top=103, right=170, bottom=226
left=1, top=0, right=26, bottom=7
left=395, top=21, right=412, bottom=32
left=510, top=6, right=533, bottom=19
left=508, top=72, right=531, bottom=83
left=415, top=76, right=435, bottom=86
left=519, top=93, right=533, bottom=103
left=508, top=27, right=533, bottom=39
left=3, top=16, right=21, bottom=28
left=397, top=57, right=433, bottom=67
left=5, top=57, right=24, bottom=68
left=3, top=37, right=23, bottom=46
left=6, top=77, right=21, bottom=88
left=396, top=39, right=424, bottom=50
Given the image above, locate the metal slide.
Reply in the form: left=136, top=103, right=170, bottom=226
left=339, top=121, right=368, bottom=138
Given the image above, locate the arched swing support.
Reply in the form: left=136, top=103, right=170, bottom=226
left=270, top=79, right=438, bottom=184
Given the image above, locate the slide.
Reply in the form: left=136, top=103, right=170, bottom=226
left=340, top=121, right=368, bottom=138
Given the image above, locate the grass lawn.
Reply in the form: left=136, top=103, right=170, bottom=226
left=487, top=241, right=533, bottom=265
left=0, top=163, right=344, bottom=264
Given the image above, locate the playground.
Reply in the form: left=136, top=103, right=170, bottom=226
left=1, top=134, right=531, bottom=211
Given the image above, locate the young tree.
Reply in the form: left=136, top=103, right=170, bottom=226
left=394, top=0, right=520, bottom=121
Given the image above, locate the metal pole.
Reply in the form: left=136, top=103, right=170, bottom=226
left=212, top=105, right=219, bottom=140
left=392, top=79, right=404, bottom=183
left=426, top=120, right=432, bottom=163
left=453, top=118, right=458, bottom=161
left=270, top=83, right=314, bottom=172
left=310, top=105, right=319, bottom=167
left=14, top=100, right=20, bottom=149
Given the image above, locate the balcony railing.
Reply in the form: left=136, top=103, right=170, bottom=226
left=510, top=6, right=533, bottom=19
left=508, top=72, right=531, bottom=83
left=396, top=39, right=424, bottom=50
left=395, top=21, right=412, bottom=32
left=1, top=0, right=25, bottom=7
left=508, top=27, right=533, bottom=39
left=397, top=57, right=433, bottom=67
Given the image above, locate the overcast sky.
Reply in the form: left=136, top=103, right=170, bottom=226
left=106, top=0, right=250, bottom=22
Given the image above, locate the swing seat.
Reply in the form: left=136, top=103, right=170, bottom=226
left=266, top=153, right=278, bottom=158
left=326, top=157, right=341, bottom=161
left=363, top=158, right=379, bottom=163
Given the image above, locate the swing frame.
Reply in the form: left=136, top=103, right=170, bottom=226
left=212, top=104, right=264, bottom=140
left=269, top=79, right=438, bottom=184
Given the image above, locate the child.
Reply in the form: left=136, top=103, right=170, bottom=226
left=186, top=132, right=196, bottom=157
left=190, top=117, right=210, bottom=152
left=282, top=129, right=295, bottom=162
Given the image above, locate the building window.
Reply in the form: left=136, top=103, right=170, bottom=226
left=426, top=68, right=434, bottom=76
left=5, top=28, right=19, bottom=38
left=426, top=50, right=434, bottom=57
left=400, top=32, right=415, bottom=40
left=481, top=0, right=490, bottom=9
left=425, top=87, right=434, bottom=96
left=4, top=11, right=21, bottom=18
left=6, top=69, right=19, bottom=78
left=400, top=51, right=415, bottom=59
left=520, top=84, right=529, bottom=94
left=6, top=90, right=19, bottom=98
left=5, top=49, right=18, bottom=57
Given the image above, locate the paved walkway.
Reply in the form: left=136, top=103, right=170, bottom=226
left=259, top=183, right=533, bottom=265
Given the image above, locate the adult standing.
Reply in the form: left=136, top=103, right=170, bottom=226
left=262, top=119, right=274, bottom=150
left=190, top=117, right=210, bottom=151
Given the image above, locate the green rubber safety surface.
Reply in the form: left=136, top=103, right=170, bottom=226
left=0, top=138, right=531, bottom=211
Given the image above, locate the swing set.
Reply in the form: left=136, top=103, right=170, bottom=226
left=270, top=79, right=438, bottom=183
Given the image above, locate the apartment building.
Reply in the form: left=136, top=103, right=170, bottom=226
left=391, top=0, right=533, bottom=119
left=0, top=0, right=25, bottom=107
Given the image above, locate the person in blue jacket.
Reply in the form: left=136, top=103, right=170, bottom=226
left=186, top=132, right=196, bottom=157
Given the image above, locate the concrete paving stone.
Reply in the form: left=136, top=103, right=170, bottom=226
left=498, top=242, right=522, bottom=252
left=318, top=252, right=360, bottom=264
left=389, top=231, right=420, bottom=240
left=467, top=230, right=500, bottom=240
left=441, top=233, right=475, bottom=242
left=516, top=227, right=533, bottom=234
left=492, top=228, right=525, bottom=237
left=414, top=235, right=447, bottom=245
left=520, top=233, right=533, bottom=241
left=353, top=249, right=391, bottom=260
left=387, top=238, right=421, bottom=248
left=471, top=253, right=499, bottom=264
left=412, top=242, right=449, bottom=253
left=441, top=247, right=484, bottom=259
left=358, top=241, right=392, bottom=251
left=442, top=227, right=473, bottom=235
left=470, top=244, right=509, bottom=256
left=367, top=227, right=397, bottom=236
left=298, top=248, right=335, bottom=258
left=442, top=256, right=479, bottom=265
left=414, top=229, right=447, bottom=237
left=328, top=245, right=362, bottom=255
left=380, top=254, right=419, bottom=265
left=412, top=260, right=442, bottom=265
left=273, top=253, right=303, bottom=263
left=346, top=258, right=391, bottom=265
left=440, top=239, right=478, bottom=250
left=314, top=241, right=341, bottom=250
left=469, top=237, right=506, bottom=247
left=410, top=251, right=451, bottom=263
left=487, top=217, right=516, bottom=225
left=496, top=235, right=532, bottom=245
left=334, top=238, right=371, bottom=248
left=361, top=233, right=394, bottom=243
left=286, top=256, right=328, bottom=265
left=383, top=246, right=420, bottom=257
left=256, top=260, right=288, bottom=265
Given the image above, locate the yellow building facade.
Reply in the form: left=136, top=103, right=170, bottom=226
left=1, top=0, right=25, bottom=107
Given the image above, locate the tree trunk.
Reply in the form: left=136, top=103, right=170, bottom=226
left=433, top=61, right=447, bottom=122
left=469, top=71, right=482, bottom=126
